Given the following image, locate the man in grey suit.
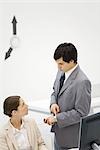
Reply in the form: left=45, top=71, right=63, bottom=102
left=44, top=43, right=91, bottom=150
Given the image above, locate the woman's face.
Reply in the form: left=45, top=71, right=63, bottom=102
left=16, top=98, right=28, bottom=117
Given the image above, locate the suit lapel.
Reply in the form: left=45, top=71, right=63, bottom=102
left=5, top=121, right=18, bottom=150
left=58, top=66, right=80, bottom=96
left=55, top=70, right=64, bottom=94
left=24, top=121, right=33, bottom=146
left=59, top=78, right=73, bottom=96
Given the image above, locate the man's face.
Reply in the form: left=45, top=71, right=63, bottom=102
left=56, top=57, right=74, bottom=72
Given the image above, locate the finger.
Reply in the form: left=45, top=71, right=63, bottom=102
left=43, top=118, right=47, bottom=123
left=53, top=108, right=59, bottom=115
left=47, top=120, right=50, bottom=125
left=53, top=109, right=57, bottom=115
left=56, top=106, right=60, bottom=113
left=47, top=119, right=52, bottom=125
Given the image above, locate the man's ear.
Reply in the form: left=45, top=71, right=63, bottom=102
left=70, top=60, right=74, bottom=63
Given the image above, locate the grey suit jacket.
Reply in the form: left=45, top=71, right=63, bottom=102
left=51, top=65, right=91, bottom=149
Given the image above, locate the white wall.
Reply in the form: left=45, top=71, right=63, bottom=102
left=0, top=1, right=100, bottom=104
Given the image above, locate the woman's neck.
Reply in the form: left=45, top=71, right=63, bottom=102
left=10, top=117, right=22, bottom=130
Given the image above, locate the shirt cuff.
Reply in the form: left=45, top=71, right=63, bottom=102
left=53, top=115, right=57, bottom=123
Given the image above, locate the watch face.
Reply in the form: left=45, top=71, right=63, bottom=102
left=10, top=36, right=20, bottom=49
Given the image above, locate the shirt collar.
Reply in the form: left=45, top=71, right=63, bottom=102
left=9, top=119, right=25, bottom=135
left=65, top=64, right=78, bottom=80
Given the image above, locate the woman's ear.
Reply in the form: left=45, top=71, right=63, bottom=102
left=11, top=110, right=17, bottom=116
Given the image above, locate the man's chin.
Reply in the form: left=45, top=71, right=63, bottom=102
left=24, top=111, right=28, bottom=116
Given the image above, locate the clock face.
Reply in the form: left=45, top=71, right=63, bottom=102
left=10, top=36, right=20, bottom=49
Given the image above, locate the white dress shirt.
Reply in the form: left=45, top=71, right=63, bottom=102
left=10, top=121, right=31, bottom=150
left=64, top=64, right=78, bottom=84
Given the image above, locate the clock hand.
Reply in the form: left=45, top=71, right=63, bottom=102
left=5, top=47, right=13, bottom=60
left=12, top=16, right=17, bottom=35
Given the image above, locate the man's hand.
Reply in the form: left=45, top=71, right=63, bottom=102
left=44, top=115, right=56, bottom=125
left=50, top=104, right=60, bottom=115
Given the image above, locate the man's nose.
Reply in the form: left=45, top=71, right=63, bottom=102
left=58, top=65, right=61, bottom=69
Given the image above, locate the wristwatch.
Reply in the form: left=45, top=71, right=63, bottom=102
left=53, top=115, right=57, bottom=123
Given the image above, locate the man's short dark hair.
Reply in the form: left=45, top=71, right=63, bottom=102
left=3, top=96, right=20, bottom=117
left=54, top=43, right=77, bottom=63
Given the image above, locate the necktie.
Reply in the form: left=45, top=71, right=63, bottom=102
left=59, top=73, right=65, bottom=92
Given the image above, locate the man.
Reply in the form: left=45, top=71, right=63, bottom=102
left=44, top=43, right=91, bottom=150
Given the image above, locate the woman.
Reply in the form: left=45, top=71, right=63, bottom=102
left=0, top=96, right=48, bottom=150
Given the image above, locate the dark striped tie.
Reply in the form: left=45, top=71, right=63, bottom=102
left=59, top=73, right=65, bottom=92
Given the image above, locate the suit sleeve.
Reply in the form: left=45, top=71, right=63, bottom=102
left=51, top=91, right=57, bottom=105
left=50, top=70, right=61, bottom=105
left=56, top=80, right=91, bottom=128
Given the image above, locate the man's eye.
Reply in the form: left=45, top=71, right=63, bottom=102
left=22, top=103, right=25, bottom=106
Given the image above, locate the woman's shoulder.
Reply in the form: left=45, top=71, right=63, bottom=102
left=0, top=121, right=9, bottom=136
left=23, top=117, right=37, bottom=126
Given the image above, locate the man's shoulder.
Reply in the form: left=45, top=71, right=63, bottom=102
left=76, top=66, right=90, bottom=82
left=73, top=67, right=91, bottom=88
